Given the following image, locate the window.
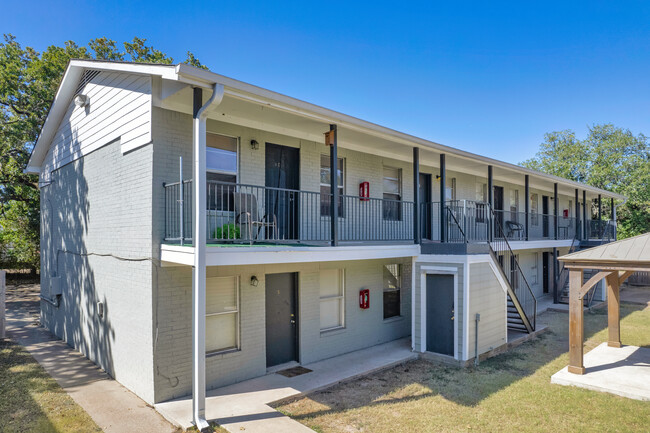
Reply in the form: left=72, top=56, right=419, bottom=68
left=530, top=193, right=539, bottom=226
left=320, top=154, right=344, bottom=217
left=319, top=269, right=345, bottom=331
left=531, top=253, right=539, bottom=285
left=383, top=264, right=401, bottom=319
left=475, top=183, right=487, bottom=222
left=446, top=177, right=457, bottom=201
left=567, top=200, right=573, bottom=219
left=510, top=189, right=519, bottom=222
left=206, top=133, right=238, bottom=210
left=206, top=276, right=239, bottom=353
left=383, top=166, right=402, bottom=220
left=509, top=255, right=519, bottom=290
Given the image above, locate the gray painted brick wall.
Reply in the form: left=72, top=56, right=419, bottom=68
left=40, top=138, right=156, bottom=403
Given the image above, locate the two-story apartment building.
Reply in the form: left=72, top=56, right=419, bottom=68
left=26, top=60, right=623, bottom=428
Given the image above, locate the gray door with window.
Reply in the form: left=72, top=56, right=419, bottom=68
left=426, top=274, right=455, bottom=356
left=265, top=272, right=298, bottom=367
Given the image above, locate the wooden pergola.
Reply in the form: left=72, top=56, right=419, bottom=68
left=558, top=233, right=650, bottom=375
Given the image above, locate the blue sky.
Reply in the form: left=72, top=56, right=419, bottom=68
left=3, top=1, right=649, bottom=164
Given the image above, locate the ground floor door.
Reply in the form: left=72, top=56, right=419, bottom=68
left=419, top=173, right=432, bottom=240
left=265, top=272, right=298, bottom=367
left=542, top=252, right=550, bottom=294
left=426, top=274, right=455, bottom=356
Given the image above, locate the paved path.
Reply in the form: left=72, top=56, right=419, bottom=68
left=156, top=338, right=417, bottom=433
left=5, top=283, right=178, bottom=433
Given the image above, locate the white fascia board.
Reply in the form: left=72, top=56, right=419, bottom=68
left=160, top=243, right=421, bottom=267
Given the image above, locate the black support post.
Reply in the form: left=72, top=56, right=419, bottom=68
left=330, top=124, right=339, bottom=246
left=488, top=165, right=493, bottom=242
left=413, top=147, right=420, bottom=244
left=554, top=183, right=558, bottom=240
left=524, top=175, right=530, bottom=241
left=440, top=154, right=446, bottom=242
left=598, top=194, right=602, bottom=222
left=583, top=190, right=587, bottom=240
left=575, top=189, right=580, bottom=240
left=553, top=247, right=559, bottom=304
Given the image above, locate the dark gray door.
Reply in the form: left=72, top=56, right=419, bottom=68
left=265, top=272, right=298, bottom=367
left=419, top=173, right=432, bottom=240
left=265, top=143, right=300, bottom=240
left=542, top=252, right=550, bottom=294
left=493, top=186, right=504, bottom=236
left=426, top=274, right=455, bottom=356
left=542, top=196, right=549, bottom=238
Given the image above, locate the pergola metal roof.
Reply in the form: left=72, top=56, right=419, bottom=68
left=559, top=233, right=650, bottom=271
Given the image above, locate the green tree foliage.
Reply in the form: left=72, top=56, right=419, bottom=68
left=522, top=124, right=650, bottom=238
left=0, top=34, right=205, bottom=271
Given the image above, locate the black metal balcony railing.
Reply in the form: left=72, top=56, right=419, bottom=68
left=164, top=182, right=613, bottom=247
left=164, top=180, right=414, bottom=245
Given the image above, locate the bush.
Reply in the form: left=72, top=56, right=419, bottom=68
left=214, top=223, right=241, bottom=240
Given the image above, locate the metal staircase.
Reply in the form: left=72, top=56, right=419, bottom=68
left=487, top=206, right=536, bottom=333
left=446, top=203, right=537, bottom=333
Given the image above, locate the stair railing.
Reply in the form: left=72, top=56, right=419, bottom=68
left=555, top=235, right=580, bottom=304
left=487, top=204, right=537, bottom=332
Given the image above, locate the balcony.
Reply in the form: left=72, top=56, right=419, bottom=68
left=163, top=183, right=614, bottom=248
left=163, top=180, right=415, bottom=246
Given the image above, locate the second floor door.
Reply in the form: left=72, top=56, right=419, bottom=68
left=266, top=143, right=300, bottom=240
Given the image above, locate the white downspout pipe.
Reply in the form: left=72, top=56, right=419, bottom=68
left=192, top=83, right=224, bottom=431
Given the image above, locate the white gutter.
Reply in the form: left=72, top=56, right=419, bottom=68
left=192, top=83, right=224, bottom=431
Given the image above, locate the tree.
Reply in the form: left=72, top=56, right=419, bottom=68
left=521, top=124, right=650, bottom=239
left=0, top=34, right=206, bottom=272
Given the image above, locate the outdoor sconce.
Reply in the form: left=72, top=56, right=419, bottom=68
left=250, top=139, right=259, bottom=150
left=74, top=94, right=89, bottom=108
left=435, top=175, right=442, bottom=181
left=250, top=275, right=259, bottom=287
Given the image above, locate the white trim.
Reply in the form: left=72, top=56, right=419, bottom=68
left=419, top=265, right=459, bottom=360
left=161, top=243, right=420, bottom=267
left=463, top=258, right=470, bottom=360
left=411, top=256, right=416, bottom=352
left=508, top=239, right=573, bottom=250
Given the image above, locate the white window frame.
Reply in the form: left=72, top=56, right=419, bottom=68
left=531, top=193, right=539, bottom=226
left=206, top=276, right=240, bottom=354
left=319, top=269, right=345, bottom=332
left=206, top=132, right=239, bottom=181
left=531, top=252, right=539, bottom=285
left=446, top=177, right=457, bottom=201
left=383, top=264, right=402, bottom=320
left=383, top=166, right=403, bottom=221
left=320, top=154, right=345, bottom=218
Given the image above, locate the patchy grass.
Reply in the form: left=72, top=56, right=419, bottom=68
left=0, top=339, right=102, bottom=433
left=276, top=303, right=650, bottom=433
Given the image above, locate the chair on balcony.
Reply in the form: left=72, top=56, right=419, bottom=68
left=505, top=220, right=524, bottom=240
left=234, top=192, right=278, bottom=245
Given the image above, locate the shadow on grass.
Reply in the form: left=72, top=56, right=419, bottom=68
left=279, top=302, right=648, bottom=421
left=0, top=339, right=67, bottom=432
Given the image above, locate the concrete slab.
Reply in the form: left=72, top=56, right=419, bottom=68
left=620, top=285, right=650, bottom=307
left=156, top=338, right=417, bottom=432
left=551, top=343, right=650, bottom=401
left=5, top=283, right=177, bottom=433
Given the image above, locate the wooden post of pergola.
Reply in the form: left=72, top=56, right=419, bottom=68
left=559, top=233, right=650, bottom=375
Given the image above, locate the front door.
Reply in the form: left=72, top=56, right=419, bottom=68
left=265, top=143, right=300, bottom=240
left=493, top=186, right=504, bottom=235
left=265, top=272, right=298, bottom=367
left=542, top=252, right=550, bottom=294
left=542, top=196, right=549, bottom=238
left=426, top=274, right=455, bottom=356
left=419, top=173, right=432, bottom=240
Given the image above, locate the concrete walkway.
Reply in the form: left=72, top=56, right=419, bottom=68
left=156, top=338, right=417, bottom=433
left=551, top=343, right=650, bottom=401
left=5, top=283, right=177, bottom=433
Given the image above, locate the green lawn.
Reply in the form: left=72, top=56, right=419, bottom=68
left=0, top=339, right=102, bottom=433
left=276, top=303, right=650, bottom=433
